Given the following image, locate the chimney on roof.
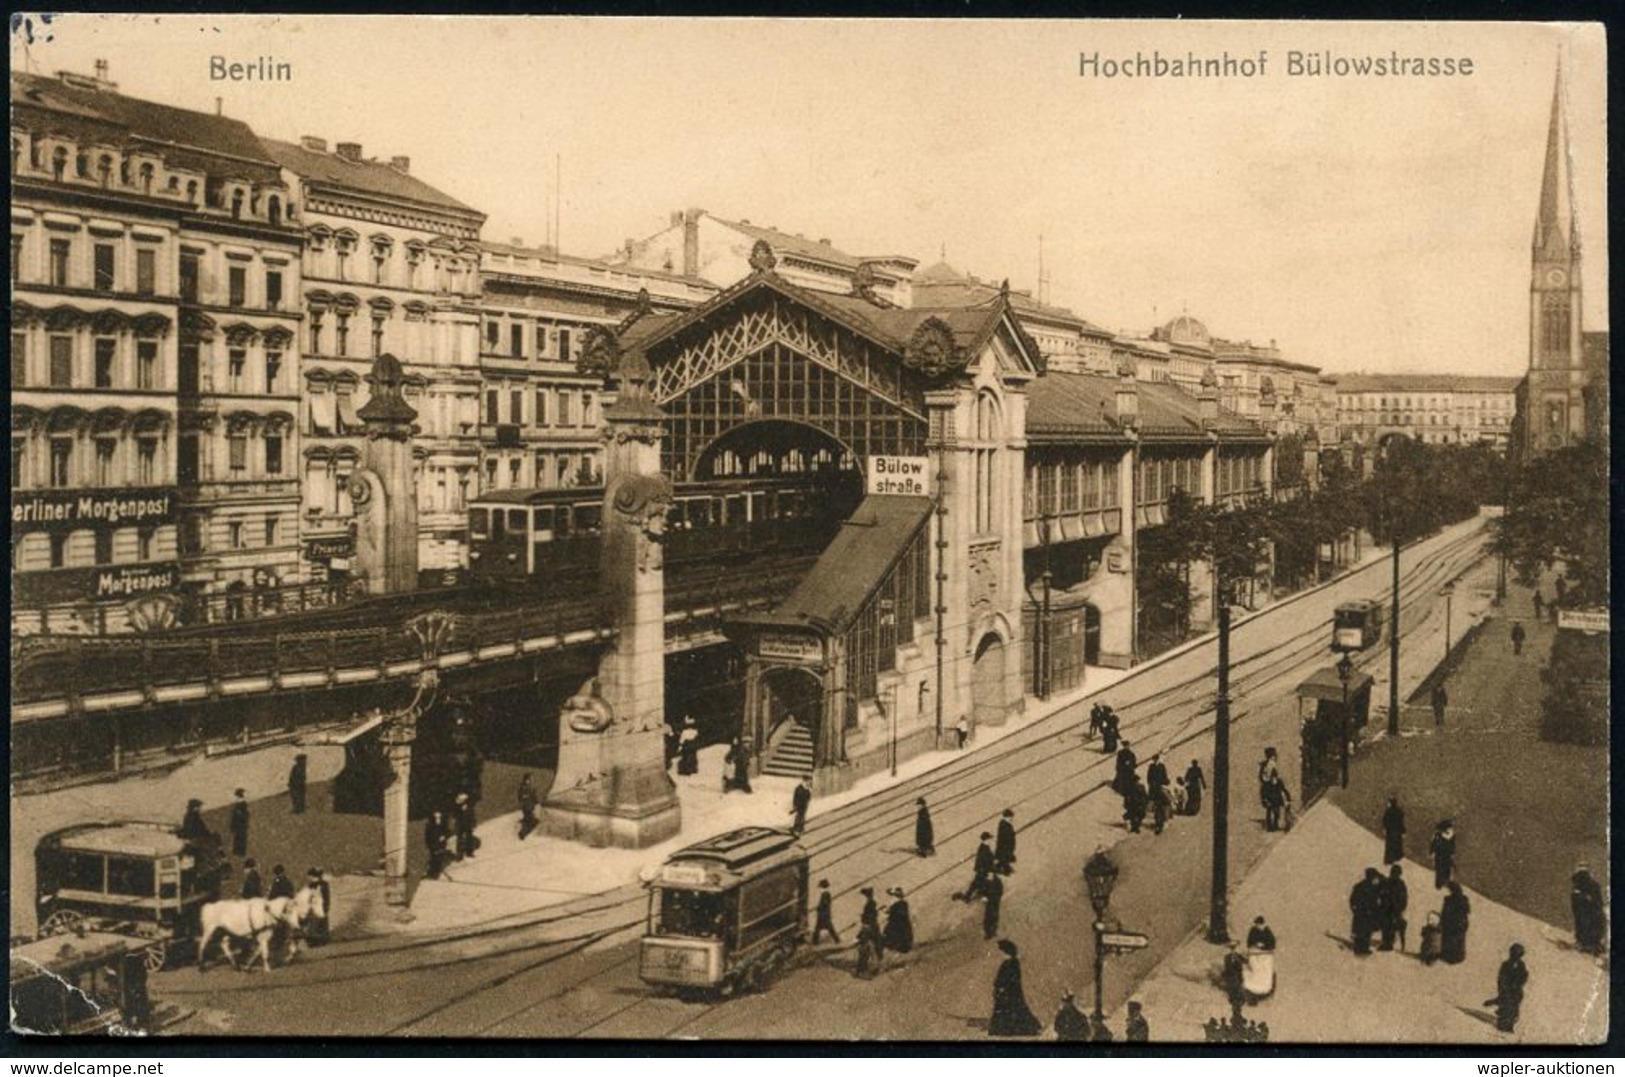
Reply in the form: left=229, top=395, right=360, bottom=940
left=94, top=59, right=110, bottom=82
left=1258, top=377, right=1278, bottom=433
left=682, top=208, right=702, bottom=278
left=390, top=155, right=410, bottom=173
left=1198, top=366, right=1220, bottom=429
left=300, top=136, right=327, bottom=153
left=335, top=142, right=362, bottom=162
left=1115, top=357, right=1139, bottom=430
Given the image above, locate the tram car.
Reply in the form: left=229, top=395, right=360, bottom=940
left=34, top=821, right=224, bottom=971
left=639, top=826, right=810, bottom=996
left=468, top=476, right=858, bottom=584
left=10, top=931, right=159, bottom=1034
left=1332, top=599, right=1386, bottom=651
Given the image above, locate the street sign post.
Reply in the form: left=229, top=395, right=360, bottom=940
left=1101, top=931, right=1150, bottom=953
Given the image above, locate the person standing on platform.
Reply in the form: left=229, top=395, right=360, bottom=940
left=914, top=797, right=936, bottom=857
left=287, top=753, right=308, bottom=815
left=229, top=789, right=250, bottom=858
left=1430, top=821, right=1457, bottom=889
left=1184, top=760, right=1206, bottom=815
left=1382, top=796, right=1406, bottom=865
left=789, top=776, right=812, bottom=836
left=811, top=879, right=841, bottom=945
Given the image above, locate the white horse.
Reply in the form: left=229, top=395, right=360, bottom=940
left=196, top=892, right=317, bottom=973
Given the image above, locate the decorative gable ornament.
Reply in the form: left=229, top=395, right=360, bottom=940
left=579, top=325, right=622, bottom=380
left=747, top=239, right=778, bottom=274
left=904, top=317, right=962, bottom=379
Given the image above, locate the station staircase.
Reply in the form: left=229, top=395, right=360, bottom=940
left=761, top=722, right=816, bottom=778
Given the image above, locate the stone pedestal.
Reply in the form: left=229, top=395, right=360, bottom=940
left=381, top=723, right=415, bottom=906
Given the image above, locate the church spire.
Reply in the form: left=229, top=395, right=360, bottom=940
left=1534, top=58, right=1580, bottom=258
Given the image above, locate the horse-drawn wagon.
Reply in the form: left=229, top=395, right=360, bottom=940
left=34, top=821, right=225, bottom=971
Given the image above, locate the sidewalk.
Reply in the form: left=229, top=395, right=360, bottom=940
left=1111, top=800, right=1608, bottom=1044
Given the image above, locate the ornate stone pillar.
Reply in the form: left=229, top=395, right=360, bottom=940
left=351, top=354, right=419, bottom=595
left=542, top=348, right=681, bottom=848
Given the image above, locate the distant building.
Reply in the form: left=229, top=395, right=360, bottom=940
left=1513, top=63, right=1609, bottom=460
left=263, top=134, right=487, bottom=580
left=607, top=208, right=918, bottom=308
left=1333, top=374, right=1520, bottom=448
left=911, top=260, right=1112, bottom=372
left=476, top=240, right=715, bottom=492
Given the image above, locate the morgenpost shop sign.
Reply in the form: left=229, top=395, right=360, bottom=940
left=12, top=487, right=177, bottom=534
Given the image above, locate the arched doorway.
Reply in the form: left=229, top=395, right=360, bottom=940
left=1083, top=604, right=1102, bottom=666
left=971, top=632, right=1007, bottom=728
left=760, top=666, right=824, bottom=774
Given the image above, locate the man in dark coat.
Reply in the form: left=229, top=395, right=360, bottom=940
left=287, top=754, right=308, bottom=815
left=994, top=809, right=1017, bottom=874
left=1147, top=753, right=1170, bottom=800
left=1053, top=991, right=1090, bottom=1041
left=454, top=792, right=478, bottom=859
left=789, top=776, right=812, bottom=836
left=1220, top=945, right=1247, bottom=1015
left=956, top=832, right=996, bottom=902
left=859, top=887, right=884, bottom=959
left=1122, top=777, right=1148, bottom=833
left=1489, top=944, right=1529, bottom=1033
left=1379, top=864, right=1409, bottom=951
left=1440, top=881, right=1471, bottom=964
left=179, top=798, right=214, bottom=844
left=1571, top=867, right=1606, bottom=955
left=1430, top=821, right=1457, bottom=889
left=1087, top=703, right=1105, bottom=742
left=1125, top=1000, right=1150, bottom=1042
left=676, top=717, right=700, bottom=776
left=425, top=810, right=450, bottom=879
left=1246, top=915, right=1276, bottom=951
left=988, top=939, right=1041, bottom=1037
left=1430, top=682, right=1448, bottom=727
left=1184, top=760, right=1206, bottom=815
left=1101, top=711, right=1120, bottom=754
left=811, top=879, right=840, bottom=945
left=517, top=773, right=538, bottom=840
left=267, top=864, right=295, bottom=900
left=983, top=873, right=1005, bottom=940
left=914, top=797, right=936, bottom=857
left=1349, top=868, right=1383, bottom=955
left=1114, top=740, right=1138, bottom=793
left=1532, top=589, right=1544, bottom=620
left=229, top=788, right=250, bottom=857
left=1510, top=621, right=1526, bottom=655
left=240, top=858, right=264, bottom=899
left=1382, top=796, right=1406, bottom=864
left=883, top=887, right=914, bottom=954
left=723, top=737, right=753, bottom=794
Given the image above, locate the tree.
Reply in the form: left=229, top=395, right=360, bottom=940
left=1489, top=441, right=1608, bottom=607
left=1137, top=488, right=1210, bottom=650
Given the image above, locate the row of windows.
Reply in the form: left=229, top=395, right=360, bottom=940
left=1025, top=458, right=1123, bottom=517
left=1344, top=395, right=1512, bottom=411
left=13, top=331, right=162, bottom=391
left=179, top=513, right=286, bottom=556
left=304, top=232, right=474, bottom=293
left=179, top=251, right=286, bottom=310
left=1139, top=455, right=1205, bottom=506
left=483, top=319, right=579, bottom=363
left=13, top=232, right=160, bottom=295
left=178, top=343, right=288, bottom=397
left=1216, top=453, right=1265, bottom=497
left=176, top=430, right=286, bottom=485
left=480, top=451, right=602, bottom=492
left=482, top=385, right=595, bottom=428
left=13, top=526, right=167, bottom=572
left=13, top=435, right=162, bottom=490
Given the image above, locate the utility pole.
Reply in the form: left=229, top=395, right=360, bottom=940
left=1388, top=533, right=1401, bottom=738
left=1207, top=596, right=1231, bottom=944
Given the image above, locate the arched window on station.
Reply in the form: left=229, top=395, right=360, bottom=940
left=973, top=390, right=1002, bottom=536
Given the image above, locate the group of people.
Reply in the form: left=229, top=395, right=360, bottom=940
left=424, top=788, right=482, bottom=878
left=952, top=809, right=1020, bottom=940
left=810, top=878, right=915, bottom=978
left=1110, top=736, right=1207, bottom=837
left=992, top=939, right=1151, bottom=1041
left=1258, top=747, right=1292, bottom=832
left=1087, top=701, right=1123, bottom=752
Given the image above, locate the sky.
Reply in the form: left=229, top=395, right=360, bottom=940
left=11, top=15, right=1608, bottom=378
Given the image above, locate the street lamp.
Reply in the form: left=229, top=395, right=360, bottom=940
left=1336, top=652, right=1354, bottom=789
left=1082, top=847, right=1120, bottom=1021
left=1440, top=582, right=1455, bottom=661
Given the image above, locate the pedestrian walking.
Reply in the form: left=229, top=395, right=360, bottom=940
left=854, top=918, right=883, bottom=979
left=1101, top=710, right=1120, bottom=754
left=1151, top=783, right=1172, bottom=835
left=1430, top=682, right=1448, bottom=727
left=240, top=858, right=263, bottom=899
left=859, top=886, right=883, bottom=958
left=789, top=775, right=812, bottom=835
left=1349, top=867, right=1383, bottom=956
left=1122, top=777, right=1149, bottom=834
left=1440, top=881, right=1471, bottom=964
left=1113, top=740, right=1138, bottom=794
left=994, top=808, right=1018, bottom=874
left=914, top=797, right=936, bottom=857
left=1053, top=990, right=1090, bottom=1041
left=1125, top=1000, right=1150, bottom=1042
left=883, top=887, right=914, bottom=954
left=1184, top=759, right=1206, bottom=815
left=1258, top=748, right=1286, bottom=831
left=517, top=773, right=538, bottom=840
left=676, top=716, right=700, bottom=776
left=1510, top=621, right=1526, bottom=656
left=1488, top=944, right=1529, bottom=1033
left=1532, top=589, right=1544, bottom=620
left=287, top=753, right=308, bottom=815
left=988, top=940, right=1042, bottom=1037
left=1220, top=944, right=1247, bottom=1016
left=722, top=736, right=753, bottom=794
left=1147, top=753, right=1170, bottom=800
left=1382, top=795, right=1406, bottom=865
left=1571, top=866, right=1606, bottom=955
left=811, top=879, right=841, bottom=945
left=1430, top=820, right=1457, bottom=889
left=955, top=832, right=996, bottom=902
left=303, top=868, right=331, bottom=944
left=1379, top=864, right=1409, bottom=952
left=454, top=792, right=478, bottom=859
left=267, top=863, right=294, bottom=900
left=229, top=788, right=250, bottom=858
left=1087, top=703, right=1105, bottom=742
left=425, top=810, right=450, bottom=879
left=956, top=716, right=970, bottom=750
left=983, top=873, right=1005, bottom=940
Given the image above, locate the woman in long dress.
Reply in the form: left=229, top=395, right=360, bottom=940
left=1440, top=882, right=1471, bottom=964
left=883, top=888, right=914, bottom=954
left=989, top=940, right=1042, bottom=1037
left=914, top=798, right=935, bottom=857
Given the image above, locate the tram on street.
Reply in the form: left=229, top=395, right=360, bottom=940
left=10, top=931, right=158, bottom=1034
left=34, top=821, right=224, bottom=971
left=639, top=826, right=810, bottom=996
left=1331, top=599, right=1386, bottom=651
